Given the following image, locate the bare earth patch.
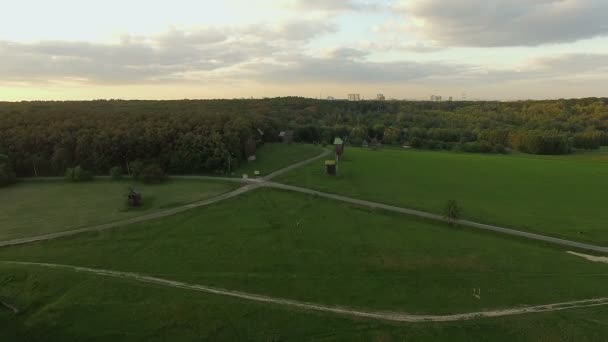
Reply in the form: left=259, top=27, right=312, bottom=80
left=567, top=251, right=608, bottom=264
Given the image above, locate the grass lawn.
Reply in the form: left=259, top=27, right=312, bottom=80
left=1, top=264, right=608, bottom=341
left=230, top=143, right=323, bottom=177
left=1, top=188, right=606, bottom=315
left=0, top=179, right=238, bottom=241
left=276, top=147, right=608, bottom=244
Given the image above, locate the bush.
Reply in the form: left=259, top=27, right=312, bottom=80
left=109, top=166, right=123, bottom=180
left=129, top=160, right=144, bottom=179
left=0, top=163, right=16, bottom=187
left=444, top=200, right=462, bottom=225
left=65, top=165, right=93, bottom=182
left=493, top=144, right=507, bottom=154
left=140, top=164, right=167, bottom=184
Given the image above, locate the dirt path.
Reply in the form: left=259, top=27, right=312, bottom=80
left=262, top=182, right=608, bottom=254
left=3, top=261, right=607, bottom=323
left=568, top=251, right=608, bottom=264
left=262, top=148, right=331, bottom=180
left=0, top=300, right=19, bottom=314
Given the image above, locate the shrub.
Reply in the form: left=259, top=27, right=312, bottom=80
left=410, top=137, right=423, bottom=148
left=129, top=160, right=144, bottom=179
left=110, top=166, right=123, bottom=180
left=493, top=144, right=507, bottom=154
left=65, top=165, right=93, bottom=182
left=140, top=164, right=167, bottom=184
left=0, top=162, right=16, bottom=187
left=444, top=200, right=462, bottom=225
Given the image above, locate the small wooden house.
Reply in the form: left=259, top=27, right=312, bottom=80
left=334, top=137, right=345, bottom=160
left=325, top=160, right=337, bottom=176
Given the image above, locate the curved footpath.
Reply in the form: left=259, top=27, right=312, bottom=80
left=3, top=261, right=608, bottom=323
left=1, top=147, right=607, bottom=254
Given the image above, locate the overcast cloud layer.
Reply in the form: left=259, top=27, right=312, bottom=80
left=1, top=0, right=607, bottom=100
left=402, top=0, right=608, bottom=46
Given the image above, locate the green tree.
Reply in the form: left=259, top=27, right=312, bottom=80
left=444, top=200, right=462, bottom=225
left=109, top=166, right=123, bottom=181
left=140, top=164, right=167, bottom=184
left=128, top=160, right=144, bottom=179
left=0, top=154, right=16, bottom=187
left=65, top=165, right=93, bottom=182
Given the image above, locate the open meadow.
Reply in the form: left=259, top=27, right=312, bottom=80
left=2, top=263, right=608, bottom=342
left=0, top=179, right=237, bottom=241
left=230, top=143, right=323, bottom=177
left=1, top=188, right=607, bottom=313
left=1, top=187, right=608, bottom=340
left=277, top=147, right=608, bottom=244
left=2, top=143, right=608, bottom=341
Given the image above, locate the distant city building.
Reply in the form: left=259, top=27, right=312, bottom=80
left=376, top=94, right=386, bottom=101
left=348, top=94, right=361, bottom=101
left=326, top=96, right=335, bottom=101
left=448, top=96, right=453, bottom=102
left=430, top=95, right=443, bottom=102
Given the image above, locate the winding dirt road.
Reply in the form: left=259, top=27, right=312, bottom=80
left=3, top=260, right=607, bottom=323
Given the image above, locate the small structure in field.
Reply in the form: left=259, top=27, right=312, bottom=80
left=362, top=140, right=369, bottom=148
left=325, top=160, right=337, bottom=176
left=334, top=137, right=345, bottom=160
left=127, top=187, right=142, bottom=207
left=279, top=131, right=294, bottom=144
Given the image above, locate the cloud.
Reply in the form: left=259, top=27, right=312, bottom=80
left=529, top=53, right=608, bottom=74
left=0, top=19, right=335, bottom=85
left=290, top=0, right=382, bottom=12
left=400, top=0, right=608, bottom=47
left=245, top=52, right=469, bottom=84
left=245, top=51, right=608, bottom=86
left=248, top=19, right=338, bottom=41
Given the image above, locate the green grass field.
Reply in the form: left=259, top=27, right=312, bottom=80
left=3, top=145, right=608, bottom=341
left=1, top=188, right=606, bottom=315
left=277, top=147, right=608, bottom=244
left=1, top=264, right=608, bottom=341
left=230, top=143, right=323, bottom=177
left=0, top=179, right=237, bottom=241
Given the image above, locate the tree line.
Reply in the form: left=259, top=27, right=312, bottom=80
left=0, top=97, right=606, bottom=179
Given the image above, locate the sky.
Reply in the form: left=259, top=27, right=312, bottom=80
left=1, top=0, right=607, bottom=101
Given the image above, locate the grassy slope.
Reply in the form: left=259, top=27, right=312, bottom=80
left=230, top=143, right=323, bottom=177
left=277, top=147, right=608, bottom=244
left=0, top=179, right=237, bottom=241
left=1, top=189, right=606, bottom=315
left=1, top=265, right=608, bottom=342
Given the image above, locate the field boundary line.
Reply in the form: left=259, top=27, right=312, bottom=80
left=3, top=261, right=608, bottom=323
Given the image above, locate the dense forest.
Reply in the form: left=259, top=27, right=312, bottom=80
left=0, top=97, right=607, bottom=178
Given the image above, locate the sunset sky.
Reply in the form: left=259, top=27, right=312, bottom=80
left=1, top=0, right=607, bottom=101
